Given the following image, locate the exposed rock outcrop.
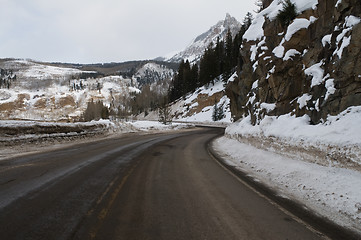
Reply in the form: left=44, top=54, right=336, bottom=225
left=227, top=0, right=361, bottom=124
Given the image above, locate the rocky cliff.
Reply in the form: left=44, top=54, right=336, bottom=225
left=227, top=0, right=361, bottom=124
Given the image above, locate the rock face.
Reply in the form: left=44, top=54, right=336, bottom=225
left=227, top=0, right=361, bottom=124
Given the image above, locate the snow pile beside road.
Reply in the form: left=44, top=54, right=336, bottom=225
left=225, top=106, right=361, bottom=167
left=127, top=121, right=193, bottom=132
left=213, top=105, right=361, bottom=234
left=0, top=119, right=123, bottom=144
left=213, top=137, right=361, bottom=234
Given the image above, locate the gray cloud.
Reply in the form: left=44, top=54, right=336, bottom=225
left=0, top=0, right=256, bottom=63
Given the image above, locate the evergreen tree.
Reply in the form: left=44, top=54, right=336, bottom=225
left=191, top=64, right=199, bottom=88
left=212, top=101, right=219, bottom=121
left=241, top=12, right=254, bottom=34
left=224, top=30, right=234, bottom=80
left=212, top=100, right=225, bottom=121
left=277, top=0, right=297, bottom=27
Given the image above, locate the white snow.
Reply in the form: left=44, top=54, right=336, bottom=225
left=243, top=16, right=266, bottom=41
left=226, top=106, right=361, bottom=148
left=283, top=49, right=301, bottom=61
left=272, top=44, right=285, bottom=58
left=297, top=93, right=312, bottom=109
left=285, top=18, right=311, bottom=41
left=171, top=78, right=232, bottom=124
left=345, top=15, right=361, bottom=28
left=252, top=80, right=259, bottom=90
left=250, top=45, right=258, bottom=61
left=336, top=36, right=351, bottom=59
left=252, top=61, right=259, bottom=72
left=260, top=102, right=276, bottom=113
left=11, top=60, right=94, bottom=80
left=126, top=121, right=191, bottom=131
left=331, top=15, right=361, bottom=59
left=0, top=60, right=141, bottom=121
left=325, top=78, right=336, bottom=101
left=243, top=0, right=318, bottom=42
left=335, top=0, right=342, bottom=7
left=213, top=136, right=361, bottom=233
left=217, top=105, right=361, bottom=232
left=305, top=61, right=324, bottom=87
left=321, top=34, right=332, bottom=47
left=227, top=72, right=238, bottom=83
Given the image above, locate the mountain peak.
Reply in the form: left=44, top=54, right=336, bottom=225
left=166, top=14, right=242, bottom=63
left=225, top=13, right=232, bottom=20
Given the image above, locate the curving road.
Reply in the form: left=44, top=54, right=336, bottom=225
left=0, top=127, right=327, bottom=240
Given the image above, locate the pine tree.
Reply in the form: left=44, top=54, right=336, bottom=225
left=212, top=101, right=219, bottom=121
left=224, top=29, right=234, bottom=80
left=277, top=0, right=297, bottom=28
left=242, top=12, right=254, bottom=32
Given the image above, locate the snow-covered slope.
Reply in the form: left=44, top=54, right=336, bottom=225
left=138, top=74, right=236, bottom=124
left=0, top=59, right=141, bottom=121
left=166, top=14, right=242, bottom=63
left=0, top=59, right=178, bottom=121
left=3, top=59, right=93, bottom=80
left=171, top=78, right=232, bottom=123
left=133, top=62, right=174, bottom=86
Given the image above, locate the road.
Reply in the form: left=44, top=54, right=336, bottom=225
left=0, top=127, right=327, bottom=240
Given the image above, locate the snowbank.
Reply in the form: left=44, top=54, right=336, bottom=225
left=215, top=105, right=361, bottom=235
left=126, top=121, right=193, bottom=132
left=0, top=119, right=120, bottom=143
left=213, top=137, right=361, bottom=234
left=226, top=106, right=361, bottom=148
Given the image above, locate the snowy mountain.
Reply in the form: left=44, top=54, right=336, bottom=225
left=166, top=14, right=242, bottom=63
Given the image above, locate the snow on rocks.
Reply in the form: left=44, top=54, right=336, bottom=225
left=304, top=61, right=324, bottom=87
left=283, top=49, right=301, bottom=61
left=332, top=15, right=361, bottom=59
left=321, top=34, right=332, bottom=47
left=285, top=18, right=312, bottom=41
left=324, top=78, right=336, bottom=101
left=243, top=0, right=318, bottom=42
left=297, top=93, right=312, bottom=109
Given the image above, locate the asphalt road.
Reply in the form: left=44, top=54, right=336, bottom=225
left=0, top=127, right=327, bottom=240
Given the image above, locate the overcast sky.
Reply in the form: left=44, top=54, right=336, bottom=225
left=0, top=0, right=257, bottom=64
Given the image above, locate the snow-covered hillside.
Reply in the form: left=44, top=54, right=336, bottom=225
left=134, top=62, right=174, bottom=86
left=166, top=14, right=242, bottom=63
left=0, top=75, right=139, bottom=121
left=138, top=74, right=235, bottom=125
left=2, top=59, right=94, bottom=80
left=171, top=78, right=232, bottom=123
left=0, top=59, right=177, bottom=121
left=0, top=59, right=141, bottom=121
